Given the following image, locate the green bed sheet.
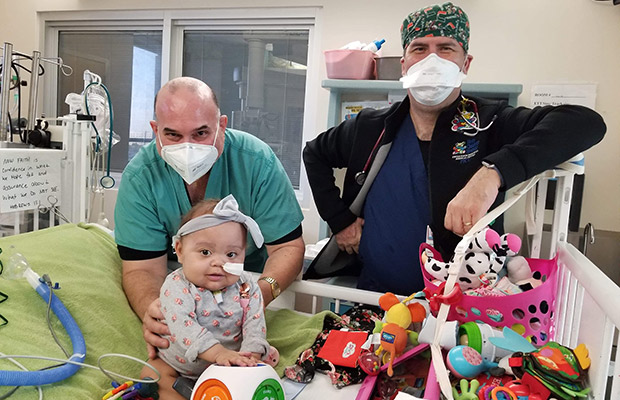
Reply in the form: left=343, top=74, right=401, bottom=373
left=0, top=223, right=146, bottom=399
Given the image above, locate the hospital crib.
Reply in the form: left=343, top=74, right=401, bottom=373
left=266, top=238, right=620, bottom=400
left=269, top=166, right=620, bottom=400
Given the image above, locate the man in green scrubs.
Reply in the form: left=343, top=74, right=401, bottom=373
left=114, top=77, right=304, bottom=358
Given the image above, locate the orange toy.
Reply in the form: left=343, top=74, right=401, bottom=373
left=374, top=292, right=426, bottom=376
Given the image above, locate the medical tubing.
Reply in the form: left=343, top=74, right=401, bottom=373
left=45, top=278, right=71, bottom=358
left=0, top=276, right=86, bottom=386
left=0, top=352, right=43, bottom=400
left=84, top=82, right=114, bottom=165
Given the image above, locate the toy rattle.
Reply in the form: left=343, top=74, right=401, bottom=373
left=358, top=351, right=382, bottom=376
left=446, top=345, right=498, bottom=379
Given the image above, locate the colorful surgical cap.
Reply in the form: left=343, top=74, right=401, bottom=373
left=400, top=2, right=470, bottom=52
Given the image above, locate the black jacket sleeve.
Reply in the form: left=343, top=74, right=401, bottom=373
left=303, top=105, right=392, bottom=234
left=303, top=117, right=359, bottom=234
left=484, top=104, right=606, bottom=190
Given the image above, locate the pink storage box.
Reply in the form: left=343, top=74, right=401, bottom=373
left=324, top=49, right=376, bottom=80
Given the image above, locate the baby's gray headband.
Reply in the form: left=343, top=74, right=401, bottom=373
left=172, top=194, right=264, bottom=248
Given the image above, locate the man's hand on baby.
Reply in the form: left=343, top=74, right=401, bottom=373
left=335, top=217, right=364, bottom=254
left=142, top=298, right=171, bottom=359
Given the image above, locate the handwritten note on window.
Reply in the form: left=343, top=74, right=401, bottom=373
left=1, top=149, right=62, bottom=213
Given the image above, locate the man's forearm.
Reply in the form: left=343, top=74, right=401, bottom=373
left=260, top=237, right=305, bottom=304
left=122, top=258, right=167, bottom=320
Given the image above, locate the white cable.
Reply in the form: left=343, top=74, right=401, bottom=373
left=0, top=353, right=161, bottom=384
left=0, top=352, right=43, bottom=400
left=97, top=353, right=160, bottom=383
left=40, top=57, right=73, bottom=76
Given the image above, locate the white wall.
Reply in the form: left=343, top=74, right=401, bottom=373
left=1, top=0, right=618, bottom=245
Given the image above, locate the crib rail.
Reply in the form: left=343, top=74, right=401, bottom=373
left=0, top=209, right=57, bottom=237
left=274, top=279, right=383, bottom=314
left=555, top=242, right=619, bottom=400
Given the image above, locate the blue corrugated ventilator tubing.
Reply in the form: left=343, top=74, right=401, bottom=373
left=0, top=280, right=86, bottom=386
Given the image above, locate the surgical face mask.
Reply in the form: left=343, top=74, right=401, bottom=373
left=400, top=53, right=467, bottom=106
left=158, top=124, right=220, bottom=184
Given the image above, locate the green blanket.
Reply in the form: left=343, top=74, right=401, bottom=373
left=265, top=308, right=336, bottom=376
left=0, top=224, right=146, bottom=399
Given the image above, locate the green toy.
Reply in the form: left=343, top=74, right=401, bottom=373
left=452, top=379, right=479, bottom=400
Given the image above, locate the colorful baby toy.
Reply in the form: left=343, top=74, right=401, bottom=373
left=373, top=292, right=426, bottom=377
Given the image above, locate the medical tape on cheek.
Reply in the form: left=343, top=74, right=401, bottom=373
left=222, top=262, right=244, bottom=275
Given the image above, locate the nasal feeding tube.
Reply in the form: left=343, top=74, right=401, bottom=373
left=0, top=250, right=86, bottom=386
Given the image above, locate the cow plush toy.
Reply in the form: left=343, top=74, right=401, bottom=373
left=422, top=228, right=531, bottom=290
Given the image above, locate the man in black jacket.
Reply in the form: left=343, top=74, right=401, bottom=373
left=303, top=2, right=606, bottom=295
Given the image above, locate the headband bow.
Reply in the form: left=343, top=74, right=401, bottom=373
left=172, top=194, right=264, bottom=248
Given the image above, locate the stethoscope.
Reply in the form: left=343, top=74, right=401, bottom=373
left=353, top=97, right=496, bottom=186
left=354, top=128, right=385, bottom=186
left=458, top=96, right=497, bottom=136
left=84, top=80, right=116, bottom=189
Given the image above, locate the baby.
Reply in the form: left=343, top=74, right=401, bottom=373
left=141, top=194, right=275, bottom=398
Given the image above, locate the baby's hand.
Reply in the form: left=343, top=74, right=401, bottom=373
left=214, top=349, right=258, bottom=367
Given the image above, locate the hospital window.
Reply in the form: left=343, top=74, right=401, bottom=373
left=56, top=31, right=163, bottom=173
left=51, top=23, right=311, bottom=192
left=182, top=30, right=308, bottom=189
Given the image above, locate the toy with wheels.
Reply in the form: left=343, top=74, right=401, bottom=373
left=191, top=363, right=285, bottom=400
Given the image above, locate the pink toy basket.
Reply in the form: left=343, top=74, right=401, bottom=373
left=420, top=244, right=558, bottom=346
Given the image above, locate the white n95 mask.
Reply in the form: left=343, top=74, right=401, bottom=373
left=158, top=127, right=220, bottom=184
left=400, top=53, right=467, bottom=106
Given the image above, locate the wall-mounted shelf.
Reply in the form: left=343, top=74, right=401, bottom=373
left=322, top=79, right=523, bottom=128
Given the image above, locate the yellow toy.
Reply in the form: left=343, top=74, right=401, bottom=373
left=373, top=292, right=426, bottom=376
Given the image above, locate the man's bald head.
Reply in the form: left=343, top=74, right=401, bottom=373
left=154, top=77, right=219, bottom=118
left=150, top=76, right=228, bottom=167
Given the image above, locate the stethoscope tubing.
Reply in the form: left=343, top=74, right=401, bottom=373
left=355, top=128, right=386, bottom=186
left=354, top=97, right=496, bottom=185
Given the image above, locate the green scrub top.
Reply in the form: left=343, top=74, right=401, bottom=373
left=114, top=128, right=303, bottom=272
